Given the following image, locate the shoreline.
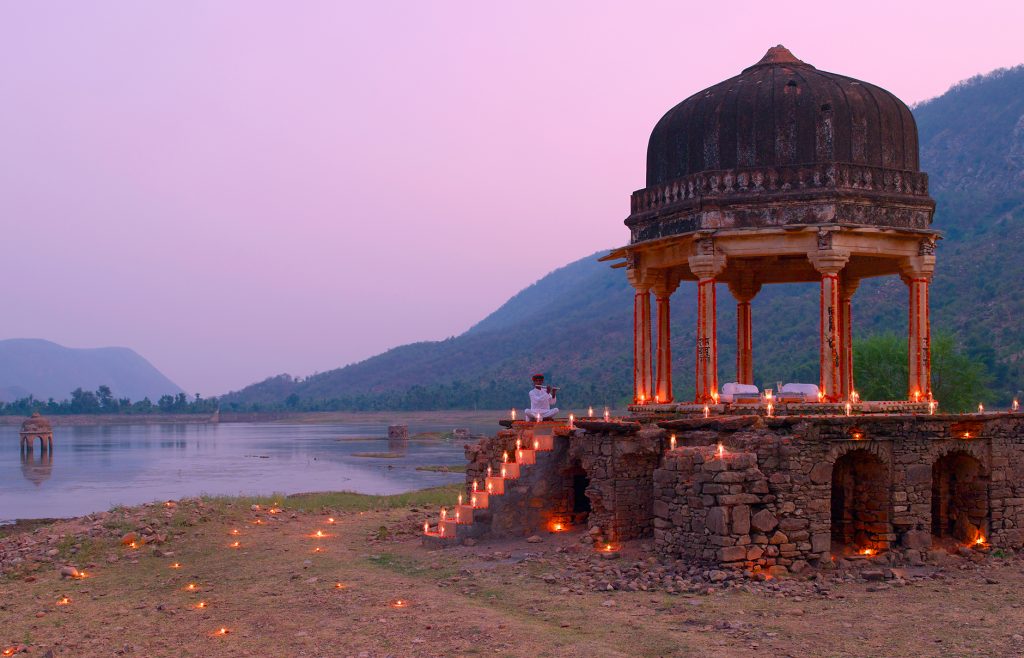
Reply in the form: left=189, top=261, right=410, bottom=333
left=0, top=409, right=510, bottom=427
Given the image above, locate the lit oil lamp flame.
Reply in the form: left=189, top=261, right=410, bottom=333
left=603, top=544, right=614, bottom=552
left=314, top=529, right=326, bottom=538
left=334, top=582, right=347, bottom=590
left=588, top=406, right=594, bottom=417
left=1014, top=399, right=1020, bottom=412
left=974, top=533, right=986, bottom=546
left=3, top=647, right=17, bottom=656
left=487, top=481, right=493, bottom=494
left=313, top=546, right=324, bottom=553
left=502, top=452, right=508, bottom=463
left=440, top=508, right=447, bottom=521
left=851, top=390, right=860, bottom=403
left=552, top=522, right=564, bottom=531
left=511, top=408, right=516, bottom=421
left=390, top=599, right=409, bottom=608
left=703, top=405, right=710, bottom=418
left=654, top=394, right=660, bottom=404
left=423, top=521, right=429, bottom=534
left=186, top=583, right=198, bottom=592
left=252, top=518, right=264, bottom=525
left=964, top=432, right=972, bottom=439
left=457, top=494, right=463, bottom=506
left=515, top=438, right=521, bottom=450
left=213, top=627, right=229, bottom=636
left=818, top=391, right=825, bottom=402
left=128, top=541, right=138, bottom=549
left=711, top=391, right=719, bottom=405
left=638, top=393, right=645, bottom=404
left=230, top=529, right=240, bottom=536
left=852, top=432, right=864, bottom=440
left=56, top=596, right=71, bottom=606
left=73, top=571, right=89, bottom=580
left=928, top=400, right=937, bottom=415
left=327, top=517, right=336, bottom=524
left=913, top=390, right=921, bottom=403
left=195, top=601, right=208, bottom=609
left=269, top=507, right=281, bottom=515
left=860, top=548, right=874, bottom=556
left=669, top=434, right=676, bottom=450
left=603, top=407, right=610, bottom=422
left=472, top=480, right=478, bottom=492
left=164, top=501, right=175, bottom=508
left=767, top=402, right=774, bottom=418
left=439, top=524, right=445, bottom=537
left=170, top=562, right=182, bottom=569
left=501, top=466, right=507, bottom=478
left=487, top=465, right=492, bottom=477
left=229, top=541, right=241, bottom=549
left=717, top=443, right=725, bottom=459
left=470, top=494, right=477, bottom=507
left=533, top=439, right=539, bottom=450
left=845, top=402, right=852, bottom=416
left=569, top=413, right=575, bottom=428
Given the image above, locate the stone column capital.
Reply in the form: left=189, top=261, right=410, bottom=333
left=899, top=255, right=936, bottom=283
left=728, top=280, right=762, bottom=303
left=688, top=254, right=727, bottom=280
left=839, top=276, right=860, bottom=300
left=807, top=249, right=850, bottom=276
left=651, top=271, right=680, bottom=298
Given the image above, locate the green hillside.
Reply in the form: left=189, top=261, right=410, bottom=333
left=223, top=65, right=1024, bottom=411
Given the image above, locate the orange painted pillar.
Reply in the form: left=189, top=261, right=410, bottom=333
left=839, top=277, right=859, bottom=401
left=729, top=282, right=760, bottom=386
left=907, top=276, right=932, bottom=400
left=695, top=277, right=717, bottom=403
left=632, top=287, right=653, bottom=404
left=690, top=247, right=725, bottom=404
left=653, top=278, right=679, bottom=404
left=810, top=251, right=848, bottom=403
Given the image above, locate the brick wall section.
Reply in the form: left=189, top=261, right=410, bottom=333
left=461, top=414, right=1024, bottom=570
left=574, top=428, right=664, bottom=542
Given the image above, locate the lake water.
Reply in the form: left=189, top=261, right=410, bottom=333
left=0, top=416, right=500, bottom=521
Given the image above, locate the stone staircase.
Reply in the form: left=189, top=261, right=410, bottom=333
left=422, top=420, right=570, bottom=546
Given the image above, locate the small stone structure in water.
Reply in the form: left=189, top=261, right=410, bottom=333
left=20, top=412, right=54, bottom=453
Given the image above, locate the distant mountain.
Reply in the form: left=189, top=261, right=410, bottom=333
left=223, top=64, right=1024, bottom=410
left=0, top=339, right=184, bottom=402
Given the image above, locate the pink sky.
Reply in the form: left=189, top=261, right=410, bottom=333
left=1, top=1, right=1021, bottom=396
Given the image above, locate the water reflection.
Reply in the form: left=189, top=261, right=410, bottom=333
left=21, top=450, right=54, bottom=487
left=1, top=417, right=496, bottom=521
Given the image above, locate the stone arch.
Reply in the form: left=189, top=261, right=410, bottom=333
left=830, top=448, right=891, bottom=554
left=826, top=440, right=892, bottom=468
left=931, top=450, right=989, bottom=544
left=929, top=441, right=989, bottom=476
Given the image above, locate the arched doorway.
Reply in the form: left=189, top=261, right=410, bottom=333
left=932, top=451, right=988, bottom=544
left=565, top=459, right=591, bottom=524
left=831, top=449, right=890, bottom=554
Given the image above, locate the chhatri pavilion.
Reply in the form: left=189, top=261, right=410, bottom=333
left=604, top=45, right=937, bottom=410
left=429, top=47, right=1024, bottom=573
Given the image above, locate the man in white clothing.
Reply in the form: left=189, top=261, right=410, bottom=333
left=526, top=373, right=559, bottom=421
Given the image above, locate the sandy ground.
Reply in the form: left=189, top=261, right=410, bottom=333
left=2, top=491, right=1024, bottom=657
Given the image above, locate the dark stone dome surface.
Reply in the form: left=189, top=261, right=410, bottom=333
left=646, top=46, right=920, bottom=187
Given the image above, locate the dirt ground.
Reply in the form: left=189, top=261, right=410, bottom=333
left=2, top=490, right=1024, bottom=658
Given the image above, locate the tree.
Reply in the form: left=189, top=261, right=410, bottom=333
left=854, top=332, right=991, bottom=412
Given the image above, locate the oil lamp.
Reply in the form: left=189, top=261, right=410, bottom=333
left=845, top=402, right=852, bottom=416
left=230, top=529, right=240, bottom=536
left=511, top=408, right=516, bottom=421
left=703, top=405, right=710, bottom=418
left=603, top=407, right=610, bottom=422
left=423, top=521, right=429, bottom=534
left=195, top=601, right=208, bottom=609
left=334, top=582, right=347, bottom=590
left=1014, top=399, right=1020, bottom=412
left=390, top=599, right=409, bottom=608
left=56, top=596, right=71, bottom=606
left=213, top=627, right=229, bottom=636
left=185, top=583, right=199, bottom=592
left=711, top=391, right=719, bottom=405
left=669, top=434, right=676, bottom=450
left=472, top=480, right=478, bottom=492
left=716, top=443, right=725, bottom=459
left=588, top=406, right=594, bottom=418
left=568, top=413, right=575, bottom=429
left=928, top=399, right=937, bottom=415
left=767, top=402, right=774, bottom=418
left=978, top=403, right=985, bottom=414
left=3, top=647, right=17, bottom=656
left=169, top=562, right=182, bottom=569
left=654, top=394, right=660, bottom=404
left=638, top=393, right=645, bottom=404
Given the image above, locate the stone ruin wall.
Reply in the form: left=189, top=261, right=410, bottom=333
left=462, top=415, right=1024, bottom=573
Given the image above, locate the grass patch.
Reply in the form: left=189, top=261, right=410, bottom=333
left=351, top=451, right=404, bottom=458
left=415, top=464, right=467, bottom=473
left=199, top=484, right=461, bottom=514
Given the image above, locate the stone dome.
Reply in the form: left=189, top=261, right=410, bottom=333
left=646, top=45, right=920, bottom=187
left=21, top=412, right=52, bottom=434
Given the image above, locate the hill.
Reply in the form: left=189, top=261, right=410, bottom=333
left=223, top=65, right=1024, bottom=411
left=0, top=339, right=184, bottom=402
